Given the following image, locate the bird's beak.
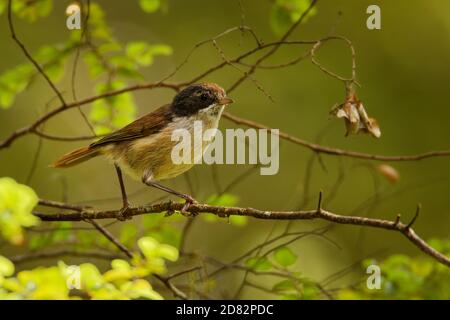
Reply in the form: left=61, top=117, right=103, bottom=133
left=218, top=97, right=234, bottom=106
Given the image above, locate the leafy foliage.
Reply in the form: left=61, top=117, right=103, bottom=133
left=273, top=247, right=297, bottom=267
left=338, top=239, right=450, bottom=300
left=0, top=177, right=39, bottom=245
left=89, top=81, right=137, bottom=134
left=126, top=42, right=172, bottom=67
left=243, top=245, right=320, bottom=299
left=0, top=236, right=177, bottom=299
left=270, top=0, right=317, bottom=35
left=1, top=0, right=448, bottom=301
left=203, top=193, right=248, bottom=226
left=10, top=0, right=53, bottom=22
left=0, top=44, right=73, bottom=109
left=0, top=1, right=172, bottom=134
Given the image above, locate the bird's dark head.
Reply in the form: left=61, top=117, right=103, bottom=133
left=172, top=83, right=234, bottom=117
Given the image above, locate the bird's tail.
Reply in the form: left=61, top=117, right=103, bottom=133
left=50, top=146, right=100, bottom=168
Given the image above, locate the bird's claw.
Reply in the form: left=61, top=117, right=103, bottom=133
left=116, top=204, right=133, bottom=221
left=180, top=196, right=197, bottom=217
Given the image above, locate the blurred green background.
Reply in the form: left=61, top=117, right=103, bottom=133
left=1, top=0, right=449, bottom=298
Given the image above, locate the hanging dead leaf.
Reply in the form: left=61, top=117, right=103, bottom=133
left=331, top=90, right=381, bottom=138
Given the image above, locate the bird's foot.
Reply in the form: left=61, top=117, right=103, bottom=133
left=116, top=203, right=133, bottom=221
left=180, top=196, right=197, bottom=217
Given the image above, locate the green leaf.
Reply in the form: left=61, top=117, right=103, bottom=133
left=0, top=64, right=34, bottom=108
left=126, top=42, right=172, bottom=67
left=229, top=215, right=248, bottom=226
left=120, top=223, right=138, bottom=247
left=78, top=263, right=104, bottom=290
left=138, top=237, right=159, bottom=259
left=270, top=0, right=317, bottom=35
left=12, top=0, right=53, bottom=22
left=83, top=52, right=106, bottom=78
left=273, top=247, right=297, bottom=267
left=97, top=41, right=122, bottom=55
left=139, top=0, right=161, bottom=13
left=206, top=193, right=238, bottom=206
left=157, top=244, right=179, bottom=262
left=111, top=259, right=131, bottom=271
left=245, top=257, right=272, bottom=271
left=0, top=255, right=14, bottom=277
left=148, top=44, right=173, bottom=56
left=89, top=81, right=137, bottom=133
left=87, top=3, right=113, bottom=41
left=273, top=279, right=297, bottom=293
left=121, top=279, right=163, bottom=300
left=0, top=177, right=39, bottom=244
left=0, top=0, right=6, bottom=15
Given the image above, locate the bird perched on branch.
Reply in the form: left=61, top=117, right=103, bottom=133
left=51, top=83, right=234, bottom=220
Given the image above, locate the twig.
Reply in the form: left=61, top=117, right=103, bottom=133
left=88, top=219, right=133, bottom=258
left=87, top=219, right=188, bottom=299
left=38, top=198, right=90, bottom=211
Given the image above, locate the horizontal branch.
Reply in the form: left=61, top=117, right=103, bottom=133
left=33, top=199, right=450, bottom=267
left=10, top=249, right=124, bottom=264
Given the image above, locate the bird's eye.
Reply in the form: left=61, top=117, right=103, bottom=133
left=200, top=93, right=209, bottom=101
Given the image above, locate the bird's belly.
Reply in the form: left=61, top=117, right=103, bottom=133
left=106, top=114, right=220, bottom=181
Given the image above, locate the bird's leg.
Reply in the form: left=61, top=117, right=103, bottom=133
left=142, top=173, right=196, bottom=216
left=115, top=164, right=133, bottom=221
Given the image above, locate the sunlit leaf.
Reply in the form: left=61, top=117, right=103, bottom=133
left=0, top=177, right=39, bottom=244
left=0, top=64, right=34, bottom=109
left=139, top=0, right=161, bottom=13
left=273, top=247, right=297, bottom=267
left=245, top=256, right=272, bottom=271
left=120, top=223, right=138, bottom=246
left=12, top=0, right=53, bottom=22
left=272, top=279, right=297, bottom=293
left=0, top=256, right=14, bottom=277
left=0, top=0, right=6, bottom=15
left=206, top=193, right=238, bottom=206
left=229, top=215, right=248, bottom=226
left=121, top=279, right=163, bottom=300
left=83, top=52, right=106, bottom=78
left=270, top=0, right=317, bottom=35
left=126, top=42, right=172, bottom=67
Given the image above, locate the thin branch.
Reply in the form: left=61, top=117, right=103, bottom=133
left=88, top=219, right=133, bottom=258
left=38, top=198, right=90, bottom=211
left=7, top=0, right=66, bottom=106
left=33, top=196, right=450, bottom=267
left=222, top=112, right=450, bottom=161
left=87, top=219, right=188, bottom=299
left=10, top=249, right=123, bottom=264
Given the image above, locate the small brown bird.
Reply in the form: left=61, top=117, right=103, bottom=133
left=51, top=83, right=234, bottom=219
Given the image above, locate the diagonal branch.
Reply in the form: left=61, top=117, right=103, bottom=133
left=87, top=218, right=187, bottom=299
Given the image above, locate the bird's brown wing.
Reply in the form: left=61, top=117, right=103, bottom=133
left=90, top=104, right=173, bottom=148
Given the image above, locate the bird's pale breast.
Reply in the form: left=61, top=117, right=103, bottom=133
left=104, top=104, right=224, bottom=181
